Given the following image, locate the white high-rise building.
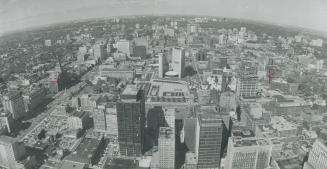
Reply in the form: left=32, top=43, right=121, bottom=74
left=2, top=91, right=26, bottom=119
left=163, top=108, right=175, bottom=128
left=0, top=136, right=26, bottom=169
left=172, top=47, right=185, bottom=78
left=303, top=139, right=327, bottom=169
left=158, top=53, right=169, bottom=78
left=225, top=136, right=272, bottom=169
left=159, top=127, right=175, bottom=169
left=44, top=39, right=52, bottom=47
left=93, top=44, right=105, bottom=61
left=116, top=40, right=131, bottom=57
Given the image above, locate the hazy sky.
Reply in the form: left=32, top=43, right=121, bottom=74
left=1, top=0, right=327, bottom=35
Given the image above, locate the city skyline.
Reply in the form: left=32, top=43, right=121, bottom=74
left=1, top=5, right=327, bottom=169
left=1, top=0, right=327, bottom=36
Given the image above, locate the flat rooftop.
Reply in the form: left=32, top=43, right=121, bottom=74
left=233, top=137, right=271, bottom=147
left=271, top=116, right=297, bottom=131
left=105, top=158, right=139, bottom=169
left=65, top=138, right=101, bottom=163
left=59, top=160, right=86, bottom=169
left=0, top=135, right=17, bottom=145
left=276, top=158, right=303, bottom=169
left=148, top=79, right=191, bottom=100
left=122, top=85, right=139, bottom=96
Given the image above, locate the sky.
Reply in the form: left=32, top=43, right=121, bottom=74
left=0, top=0, right=327, bottom=36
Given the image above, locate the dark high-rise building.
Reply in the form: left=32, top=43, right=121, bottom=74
left=196, top=50, right=208, bottom=61
left=184, top=118, right=199, bottom=153
left=133, top=46, right=147, bottom=59
left=48, top=65, right=68, bottom=94
left=117, top=85, right=145, bottom=157
left=197, top=114, right=224, bottom=169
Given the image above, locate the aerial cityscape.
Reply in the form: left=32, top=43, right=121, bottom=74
left=1, top=2, right=327, bottom=169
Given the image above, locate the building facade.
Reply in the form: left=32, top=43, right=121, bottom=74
left=116, top=85, right=146, bottom=157
left=159, top=127, right=175, bottom=169
left=2, top=91, right=26, bottom=119
left=158, top=53, right=169, bottom=78
left=303, top=139, right=327, bottom=169
left=0, top=136, right=26, bottom=169
left=197, top=114, right=224, bottom=169
left=172, top=47, right=185, bottom=78
left=225, top=136, right=272, bottom=169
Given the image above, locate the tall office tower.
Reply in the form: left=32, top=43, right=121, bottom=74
left=184, top=117, right=200, bottom=154
left=163, top=108, right=175, bottom=128
left=94, top=105, right=118, bottom=136
left=0, top=136, right=26, bottom=169
left=236, top=75, right=259, bottom=99
left=48, top=70, right=66, bottom=94
left=225, top=136, right=272, bottom=169
left=107, top=43, right=113, bottom=54
left=303, top=139, right=327, bottom=169
left=172, top=47, right=185, bottom=78
left=117, top=39, right=131, bottom=57
left=158, top=53, right=169, bottom=78
left=117, top=85, right=146, bottom=157
left=77, top=46, right=87, bottom=63
left=133, top=46, right=146, bottom=59
left=159, top=127, right=175, bottom=169
left=2, top=90, right=25, bottom=119
left=93, top=109, right=106, bottom=132
left=93, top=44, right=106, bottom=61
left=197, top=114, right=224, bottom=169
left=0, top=112, right=14, bottom=133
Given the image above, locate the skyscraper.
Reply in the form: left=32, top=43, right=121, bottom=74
left=184, top=117, right=200, bottom=154
left=2, top=90, right=26, bottom=119
left=172, top=47, right=185, bottom=78
left=116, top=39, right=131, bottom=57
left=158, top=53, right=169, bottom=78
left=48, top=65, right=68, bottom=94
left=303, top=138, right=327, bottom=169
left=117, top=85, right=145, bottom=157
left=197, top=114, right=224, bottom=169
left=0, top=136, right=26, bottom=169
left=94, top=105, right=118, bottom=136
left=133, top=46, right=146, bottom=59
left=225, top=135, right=272, bottom=169
left=159, top=127, right=175, bottom=169
left=0, top=111, right=14, bottom=133
left=93, top=44, right=106, bottom=61
left=237, top=75, right=259, bottom=99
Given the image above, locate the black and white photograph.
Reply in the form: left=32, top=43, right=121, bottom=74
left=0, top=0, right=327, bottom=169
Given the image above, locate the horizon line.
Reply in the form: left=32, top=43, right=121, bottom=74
left=1, top=14, right=326, bottom=38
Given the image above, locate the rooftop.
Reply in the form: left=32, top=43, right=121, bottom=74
left=232, top=137, right=271, bottom=147
left=276, top=157, right=303, bottom=169
left=271, top=116, right=297, bottom=131
left=59, top=160, right=86, bottom=169
left=105, top=158, right=139, bottom=169
left=122, top=85, right=139, bottom=96
left=159, top=127, right=175, bottom=139
left=70, top=111, right=88, bottom=119
left=65, top=138, right=102, bottom=164
left=0, top=135, right=18, bottom=145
